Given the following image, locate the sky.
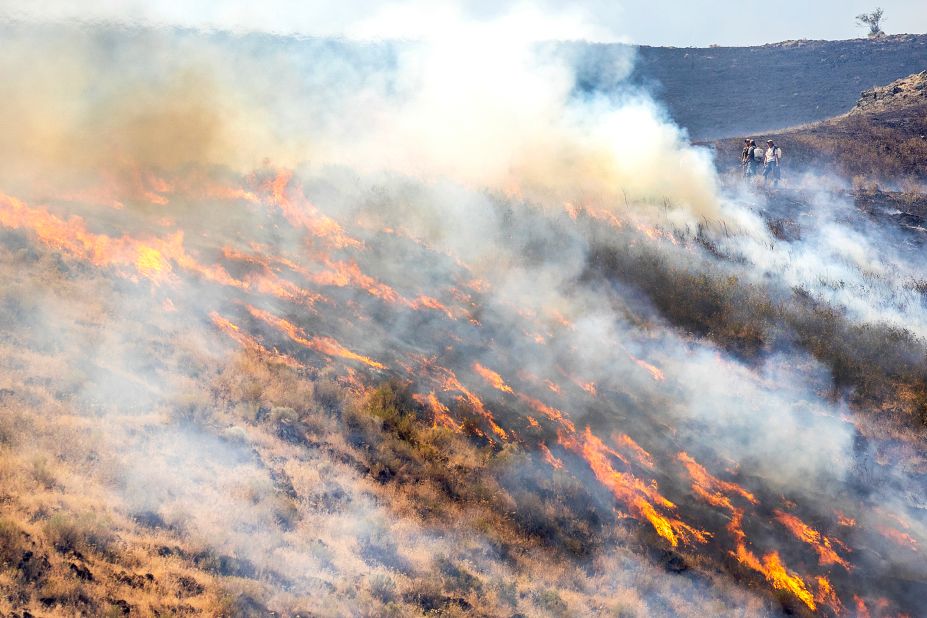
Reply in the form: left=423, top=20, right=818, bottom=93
left=0, top=0, right=925, bottom=46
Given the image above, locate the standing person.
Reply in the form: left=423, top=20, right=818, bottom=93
left=763, top=139, right=781, bottom=186
left=740, top=137, right=752, bottom=178
left=741, top=139, right=751, bottom=176
left=745, top=139, right=758, bottom=179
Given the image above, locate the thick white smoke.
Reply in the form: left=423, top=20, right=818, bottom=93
left=1, top=2, right=925, bottom=615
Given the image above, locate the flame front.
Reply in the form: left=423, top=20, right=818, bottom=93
left=246, top=305, right=385, bottom=370
left=563, top=428, right=709, bottom=548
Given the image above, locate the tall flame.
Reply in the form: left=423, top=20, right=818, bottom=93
left=562, top=428, right=709, bottom=547
left=774, top=510, right=850, bottom=569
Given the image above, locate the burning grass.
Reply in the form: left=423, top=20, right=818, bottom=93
left=0, top=29, right=924, bottom=614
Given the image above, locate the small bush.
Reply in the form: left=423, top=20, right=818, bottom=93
left=536, top=588, right=568, bottom=615
left=0, top=516, right=24, bottom=566
left=44, top=511, right=114, bottom=556
left=31, top=456, right=57, bottom=488
left=368, top=572, right=396, bottom=603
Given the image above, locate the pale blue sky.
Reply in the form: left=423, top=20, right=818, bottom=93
left=2, top=0, right=925, bottom=46
left=615, top=0, right=927, bottom=46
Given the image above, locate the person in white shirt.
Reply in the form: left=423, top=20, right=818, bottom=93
left=763, top=139, right=781, bottom=186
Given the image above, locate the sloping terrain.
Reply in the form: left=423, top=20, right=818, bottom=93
left=711, top=69, right=927, bottom=185
left=626, top=34, right=927, bottom=139
left=0, top=24, right=926, bottom=618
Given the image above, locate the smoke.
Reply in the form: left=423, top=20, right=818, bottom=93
left=0, top=4, right=925, bottom=616
left=0, top=4, right=721, bottom=220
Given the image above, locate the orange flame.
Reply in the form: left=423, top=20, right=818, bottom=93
left=312, top=258, right=400, bottom=303
left=246, top=305, right=385, bottom=370
left=264, top=170, right=360, bottom=249
left=434, top=366, right=508, bottom=440
left=521, top=396, right=576, bottom=433
left=614, top=434, right=654, bottom=469
left=876, top=525, right=919, bottom=550
left=835, top=512, right=856, bottom=527
left=473, top=363, right=514, bottom=394
left=562, top=428, right=709, bottom=547
left=539, top=443, right=564, bottom=470
left=815, top=576, right=843, bottom=615
left=733, top=546, right=817, bottom=611
left=209, top=312, right=300, bottom=368
left=627, top=353, right=665, bottom=381
left=774, top=510, right=850, bottom=569
left=412, top=392, right=463, bottom=432
left=677, top=452, right=821, bottom=610
left=410, top=294, right=456, bottom=319
left=0, top=193, right=325, bottom=313
left=678, top=452, right=757, bottom=511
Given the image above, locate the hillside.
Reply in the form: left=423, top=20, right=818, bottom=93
left=1, top=24, right=927, bottom=618
left=625, top=34, right=927, bottom=139
left=710, top=69, right=927, bottom=185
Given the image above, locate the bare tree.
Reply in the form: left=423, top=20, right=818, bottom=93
left=856, top=7, right=885, bottom=38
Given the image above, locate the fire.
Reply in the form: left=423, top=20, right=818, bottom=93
left=774, top=510, right=850, bottom=568
left=209, top=312, right=300, bottom=368
left=246, top=305, right=385, bottom=370
left=733, top=546, right=817, bottom=611
left=473, top=363, right=514, bottom=394
left=521, top=396, right=576, bottom=433
left=563, top=202, right=580, bottom=220
left=677, top=452, right=824, bottom=610
left=410, top=294, right=456, bottom=319
left=264, top=170, right=360, bottom=249
left=876, top=525, right=918, bottom=550
left=584, top=206, right=624, bottom=229
left=539, top=443, right=564, bottom=470
left=434, top=366, right=508, bottom=440
left=614, top=434, right=654, bottom=469
left=549, top=310, right=573, bottom=329
left=412, top=392, right=463, bottom=432
left=205, top=183, right=260, bottom=204
left=312, top=258, right=400, bottom=303
left=562, top=428, right=709, bottom=547
left=0, top=192, right=197, bottom=284
left=136, top=245, right=171, bottom=278
left=815, top=576, right=843, bottom=615
left=835, top=512, right=856, bottom=527
left=627, top=353, right=665, bottom=381
left=0, top=192, right=327, bottom=309
left=544, top=379, right=561, bottom=395
left=677, top=452, right=757, bottom=510
left=853, top=595, right=871, bottom=618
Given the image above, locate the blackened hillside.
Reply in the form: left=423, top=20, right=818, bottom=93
left=626, top=34, right=927, bottom=139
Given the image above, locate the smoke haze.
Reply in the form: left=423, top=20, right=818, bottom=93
left=0, top=5, right=924, bottom=617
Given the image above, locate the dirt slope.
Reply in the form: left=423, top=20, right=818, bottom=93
left=624, top=34, right=927, bottom=139
left=709, top=69, right=927, bottom=184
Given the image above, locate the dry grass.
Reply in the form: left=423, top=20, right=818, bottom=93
left=712, top=102, right=927, bottom=186
left=0, top=312, right=772, bottom=617
left=585, top=239, right=927, bottom=437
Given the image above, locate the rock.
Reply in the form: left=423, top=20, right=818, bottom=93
left=109, top=598, right=131, bottom=615
left=69, top=562, right=94, bottom=581
left=850, top=70, right=927, bottom=115
left=177, top=575, right=205, bottom=597
left=17, top=551, right=50, bottom=583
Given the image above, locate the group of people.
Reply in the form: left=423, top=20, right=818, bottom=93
left=741, top=138, right=782, bottom=186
